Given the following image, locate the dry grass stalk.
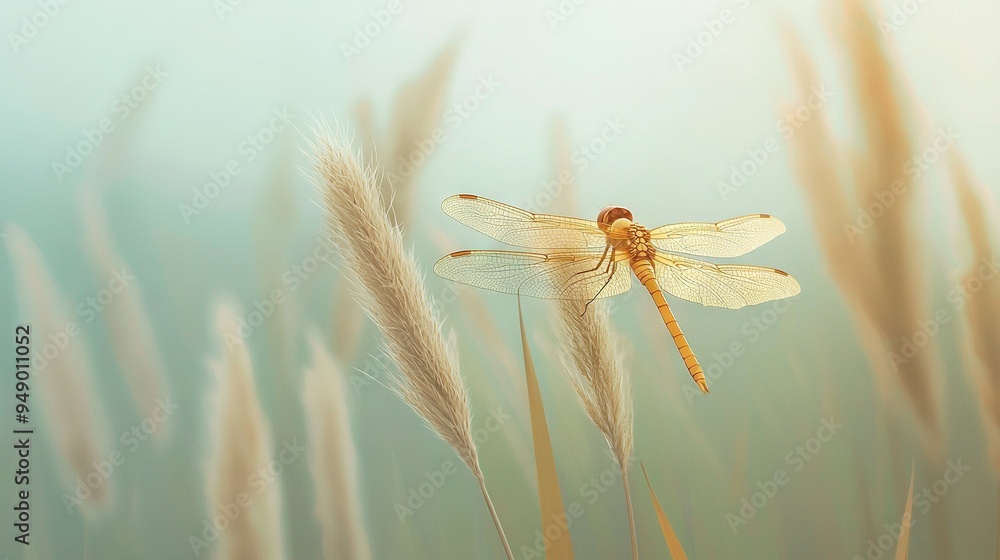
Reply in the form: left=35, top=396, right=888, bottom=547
left=309, top=126, right=514, bottom=560
left=640, top=462, right=690, bottom=560
left=784, top=0, right=940, bottom=443
left=556, top=299, right=636, bottom=558
left=949, top=153, right=1000, bottom=471
left=301, top=329, right=371, bottom=560
left=79, top=188, right=169, bottom=433
left=895, top=466, right=915, bottom=560
left=5, top=224, right=109, bottom=507
left=519, top=300, right=576, bottom=560
left=207, top=303, right=287, bottom=560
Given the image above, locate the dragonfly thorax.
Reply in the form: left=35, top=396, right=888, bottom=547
left=625, top=223, right=654, bottom=260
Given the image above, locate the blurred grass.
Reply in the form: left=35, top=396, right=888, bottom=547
left=0, top=0, right=998, bottom=558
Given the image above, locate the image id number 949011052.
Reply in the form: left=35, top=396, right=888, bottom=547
left=13, top=324, right=32, bottom=546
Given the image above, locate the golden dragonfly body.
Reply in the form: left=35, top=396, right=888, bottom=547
left=434, top=194, right=800, bottom=393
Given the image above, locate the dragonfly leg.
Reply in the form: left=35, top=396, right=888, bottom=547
left=580, top=249, right=618, bottom=317
left=570, top=243, right=611, bottom=279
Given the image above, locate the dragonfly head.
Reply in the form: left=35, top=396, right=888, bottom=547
left=597, top=206, right=633, bottom=232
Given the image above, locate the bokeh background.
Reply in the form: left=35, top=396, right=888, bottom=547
left=1, top=0, right=998, bottom=558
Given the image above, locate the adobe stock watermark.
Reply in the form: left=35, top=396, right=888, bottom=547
left=188, top=439, right=306, bottom=557
left=718, top=84, right=832, bottom=201
left=683, top=296, right=798, bottom=403
left=673, top=0, right=753, bottom=72
left=727, top=417, right=844, bottom=534
left=340, top=0, right=405, bottom=64
left=843, top=127, right=959, bottom=243
left=886, top=254, right=999, bottom=372
left=520, top=117, right=627, bottom=214
left=851, top=458, right=970, bottom=560
left=31, top=268, right=135, bottom=373
left=544, top=0, right=592, bottom=30
left=178, top=107, right=294, bottom=223
left=7, top=0, right=75, bottom=54
left=394, top=407, right=512, bottom=522
left=62, top=396, right=178, bottom=513
left=879, top=0, right=933, bottom=37
left=52, top=65, right=167, bottom=182
left=383, top=74, right=502, bottom=185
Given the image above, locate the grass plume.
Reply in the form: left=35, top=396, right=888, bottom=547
left=556, top=299, right=635, bottom=558
left=4, top=224, right=109, bottom=508
left=206, top=302, right=287, bottom=560
left=79, top=187, right=170, bottom=435
left=310, top=125, right=514, bottom=560
left=381, top=44, right=457, bottom=224
left=784, top=0, right=941, bottom=445
left=949, top=152, right=1000, bottom=471
left=301, top=329, right=372, bottom=560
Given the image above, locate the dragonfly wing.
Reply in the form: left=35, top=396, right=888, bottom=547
left=434, top=249, right=632, bottom=300
left=653, top=253, right=800, bottom=309
left=442, top=194, right=608, bottom=249
left=649, top=214, right=786, bottom=258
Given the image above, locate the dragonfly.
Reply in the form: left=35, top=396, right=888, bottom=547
left=433, top=194, right=800, bottom=393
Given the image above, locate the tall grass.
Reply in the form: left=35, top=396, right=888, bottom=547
left=79, top=187, right=170, bottom=434
left=948, top=152, right=1000, bottom=560
left=301, top=329, right=372, bottom=560
left=310, top=126, right=515, bottom=560
left=206, top=302, right=287, bottom=560
left=949, top=153, right=1000, bottom=470
left=784, top=3, right=960, bottom=556
left=5, top=224, right=109, bottom=508
left=785, top=0, right=941, bottom=451
left=519, top=299, right=576, bottom=560
left=556, top=299, right=636, bottom=559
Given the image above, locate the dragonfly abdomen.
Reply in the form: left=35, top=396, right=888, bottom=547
left=630, top=258, right=710, bottom=394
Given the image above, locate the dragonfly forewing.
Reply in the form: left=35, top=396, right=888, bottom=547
left=442, top=194, right=610, bottom=249
left=649, top=214, right=786, bottom=258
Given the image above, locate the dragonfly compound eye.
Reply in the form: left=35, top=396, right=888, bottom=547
left=597, top=206, right=634, bottom=231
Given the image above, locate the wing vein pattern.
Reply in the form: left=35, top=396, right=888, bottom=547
left=649, top=214, right=786, bottom=258
left=442, top=194, right=608, bottom=249
left=653, top=253, right=800, bottom=309
left=434, top=249, right=631, bottom=300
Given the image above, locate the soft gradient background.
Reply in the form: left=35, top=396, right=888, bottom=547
left=1, top=0, right=998, bottom=558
